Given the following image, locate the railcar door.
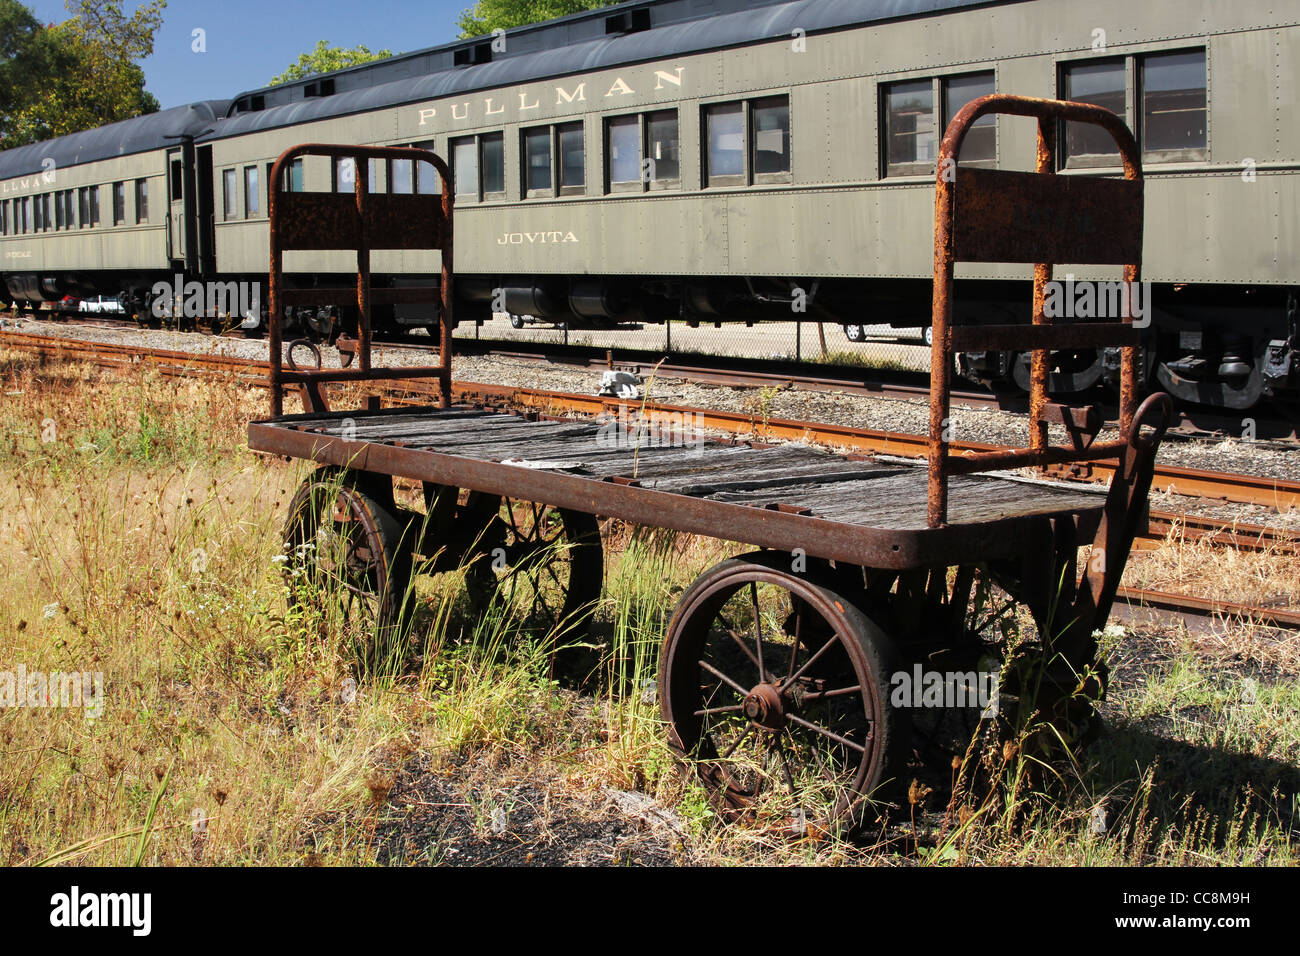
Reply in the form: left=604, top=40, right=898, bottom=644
left=167, top=149, right=186, bottom=262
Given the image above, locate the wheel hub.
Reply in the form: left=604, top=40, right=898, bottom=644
left=743, top=682, right=785, bottom=730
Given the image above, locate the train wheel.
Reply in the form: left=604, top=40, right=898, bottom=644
left=281, top=469, right=415, bottom=676
left=661, top=553, right=904, bottom=835
left=457, top=493, right=604, bottom=653
left=842, top=323, right=865, bottom=342
left=1011, top=348, right=1104, bottom=394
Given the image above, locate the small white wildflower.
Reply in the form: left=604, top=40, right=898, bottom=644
left=1241, top=678, right=1257, bottom=706
left=490, top=805, right=508, bottom=835
left=339, top=677, right=358, bottom=705
left=1088, top=803, right=1108, bottom=838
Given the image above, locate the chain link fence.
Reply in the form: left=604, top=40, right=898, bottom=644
left=453, top=313, right=933, bottom=375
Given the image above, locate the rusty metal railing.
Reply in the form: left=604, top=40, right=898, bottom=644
left=927, top=94, right=1144, bottom=527
left=267, top=143, right=454, bottom=417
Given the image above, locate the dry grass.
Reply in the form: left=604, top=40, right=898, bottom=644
left=0, top=350, right=1294, bottom=866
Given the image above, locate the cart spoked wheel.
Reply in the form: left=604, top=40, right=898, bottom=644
left=915, top=563, right=1100, bottom=779
left=281, top=468, right=414, bottom=675
left=661, top=553, right=904, bottom=835
left=460, top=493, right=604, bottom=651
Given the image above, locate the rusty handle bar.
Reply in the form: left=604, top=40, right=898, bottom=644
left=267, top=143, right=455, bottom=417
left=928, top=94, right=1144, bottom=528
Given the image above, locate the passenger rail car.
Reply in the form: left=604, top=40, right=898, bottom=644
left=1, top=0, right=1297, bottom=409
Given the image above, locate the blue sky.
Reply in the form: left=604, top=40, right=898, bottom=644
left=25, top=0, right=474, bottom=108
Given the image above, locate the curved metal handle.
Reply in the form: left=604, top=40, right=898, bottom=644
left=939, top=93, right=1142, bottom=182
left=285, top=339, right=322, bottom=373
left=1125, top=391, right=1174, bottom=450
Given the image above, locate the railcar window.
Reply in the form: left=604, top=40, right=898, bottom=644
left=450, top=133, right=504, bottom=201
left=0, top=200, right=7, bottom=235
left=942, top=73, right=995, bottom=167
left=89, top=187, right=99, bottom=227
left=705, top=96, right=792, bottom=186
left=522, top=123, right=585, bottom=198
left=243, top=168, right=258, bottom=217
left=606, top=115, right=640, bottom=190
left=32, top=195, right=41, bottom=232
left=645, top=111, right=679, bottom=187
left=61, top=190, right=73, bottom=229
left=38, top=194, right=50, bottom=231
left=558, top=122, right=584, bottom=193
left=222, top=169, right=237, bottom=220
left=1142, top=50, right=1207, bottom=161
left=367, top=158, right=385, bottom=193
left=170, top=160, right=183, bottom=201
left=481, top=132, right=505, bottom=198
left=523, top=126, right=552, bottom=196
left=391, top=158, right=413, bottom=194
left=705, top=103, right=745, bottom=185
left=334, top=158, right=356, bottom=193
left=136, top=179, right=149, bottom=223
left=22, top=197, right=31, bottom=233
left=413, top=142, right=440, bottom=194
left=111, top=182, right=124, bottom=225
left=280, top=158, right=304, bottom=192
left=54, top=192, right=64, bottom=230
left=1059, top=49, right=1207, bottom=167
left=452, top=137, right=478, bottom=197
left=752, top=96, right=791, bottom=178
left=1061, top=59, right=1125, bottom=167
left=883, top=80, right=935, bottom=177
left=78, top=188, right=89, bottom=228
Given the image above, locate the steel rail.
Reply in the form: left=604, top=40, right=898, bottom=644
left=4, top=329, right=1298, bottom=514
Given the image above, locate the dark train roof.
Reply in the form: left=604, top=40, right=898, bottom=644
left=0, top=101, right=229, bottom=180
left=208, top=0, right=1009, bottom=141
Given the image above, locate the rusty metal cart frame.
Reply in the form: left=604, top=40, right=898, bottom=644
left=248, top=98, right=1171, bottom=830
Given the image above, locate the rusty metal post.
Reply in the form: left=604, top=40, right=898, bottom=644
left=439, top=178, right=454, bottom=409
left=268, top=182, right=284, bottom=418
left=1120, top=262, right=1138, bottom=434
left=1030, top=117, right=1054, bottom=461
left=356, top=158, right=371, bottom=378
left=928, top=166, right=955, bottom=529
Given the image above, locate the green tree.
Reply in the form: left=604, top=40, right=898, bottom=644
left=268, top=40, right=396, bottom=86
left=3, top=0, right=163, bottom=149
left=456, top=0, right=619, bottom=38
left=0, top=0, right=62, bottom=144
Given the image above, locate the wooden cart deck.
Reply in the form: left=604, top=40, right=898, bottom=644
left=248, top=404, right=1108, bottom=571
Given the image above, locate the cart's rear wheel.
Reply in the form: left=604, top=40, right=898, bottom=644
left=281, top=469, right=414, bottom=675
left=458, top=493, right=604, bottom=651
left=661, top=553, right=904, bottom=835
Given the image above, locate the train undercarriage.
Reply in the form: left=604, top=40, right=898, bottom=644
left=5, top=269, right=1297, bottom=410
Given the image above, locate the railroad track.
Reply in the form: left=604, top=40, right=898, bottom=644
left=3, top=328, right=1296, bottom=630
left=13, top=313, right=1300, bottom=448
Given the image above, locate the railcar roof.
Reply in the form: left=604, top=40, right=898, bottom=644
left=205, top=0, right=1009, bottom=142
left=0, top=101, right=230, bottom=180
